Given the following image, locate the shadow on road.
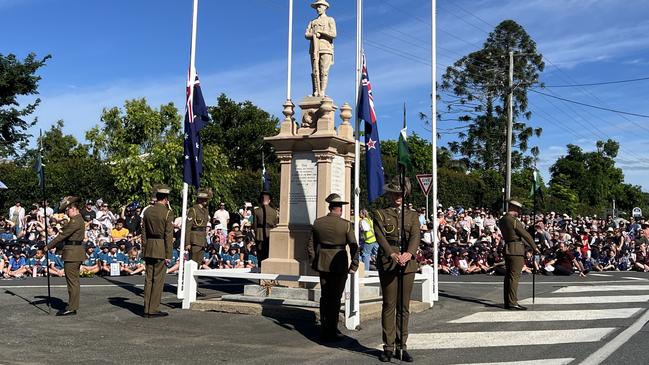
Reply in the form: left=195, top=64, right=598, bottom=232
left=107, top=296, right=144, bottom=316
left=261, top=304, right=382, bottom=360
left=439, top=290, right=504, bottom=309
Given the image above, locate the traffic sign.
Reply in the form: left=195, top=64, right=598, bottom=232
left=633, top=207, right=642, bottom=218
left=416, top=174, right=433, bottom=196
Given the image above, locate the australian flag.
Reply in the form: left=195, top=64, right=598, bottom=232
left=183, top=71, right=210, bottom=188
left=358, top=53, right=385, bottom=202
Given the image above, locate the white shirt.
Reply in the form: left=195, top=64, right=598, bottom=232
left=39, top=207, right=54, bottom=217
left=213, top=209, right=230, bottom=226
left=9, top=206, right=25, bottom=226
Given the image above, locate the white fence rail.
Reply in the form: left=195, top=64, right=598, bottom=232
left=182, top=261, right=437, bottom=330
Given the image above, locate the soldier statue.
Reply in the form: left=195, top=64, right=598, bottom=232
left=305, top=0, right=336, bottom=97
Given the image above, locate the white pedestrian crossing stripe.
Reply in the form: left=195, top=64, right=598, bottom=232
left=451, top=359, right=575, bottom=365
left=449, top=308, right=642, bottom=323
left=588, top=273, right=612, bottom=277
left=520, top=294, right=649, bottom=305
left=553, top=285, right=649, bottom=293
left=406, top=328, right=615, bottom=350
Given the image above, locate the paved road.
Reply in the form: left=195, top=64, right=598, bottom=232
left=1, top=272, right=648, bottom=364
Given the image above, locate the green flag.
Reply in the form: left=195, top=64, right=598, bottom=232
left=529, top=168, right=542, bottom=197
left=398, top=105, right=412, bottom=171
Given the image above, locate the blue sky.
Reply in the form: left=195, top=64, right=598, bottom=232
left=2, top=0, right=649, bottom=191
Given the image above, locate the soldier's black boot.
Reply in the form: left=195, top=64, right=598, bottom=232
left=379, top=350, right=393, bottom=362
left=396, top=349, right=414, bottom=362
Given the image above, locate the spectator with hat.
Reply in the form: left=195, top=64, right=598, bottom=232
left=227, top=223, right=241, bottom=244
left=80, top=200, right=96, bottom=222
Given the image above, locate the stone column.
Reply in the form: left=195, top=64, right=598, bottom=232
left=343, top=155, right=354, bottom=221
left=261, top=151, right=300, bottom=283
left=314, top=151, right=334, bottom=219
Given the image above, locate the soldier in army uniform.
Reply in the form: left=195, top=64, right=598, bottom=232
left=186, top=188, right=210, bottom=264
left=372, top=177, right=419, bottom=363
left=305, top=0, right=336, bottom=97
left=499, top=199, right=540, bottom=310
left=306, top=193, right=359, bottom=342
left=142, top=184, right=174, bottom=318
left=47, top=196, right=86, bottom=316
left=252, top=191, right=278, bottom=267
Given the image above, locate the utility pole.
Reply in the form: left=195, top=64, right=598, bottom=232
left=505, top=51, right=513, bottom=208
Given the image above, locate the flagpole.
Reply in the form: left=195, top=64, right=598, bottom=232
left=178, top=0, right=200, bottom=300
left=39, top=130, right=51, bottom=313
left=286, top=0, right=293, bottom=101
left=431, top=0, right=439, bottom=301
left=354, top=0, right=362, bottom=252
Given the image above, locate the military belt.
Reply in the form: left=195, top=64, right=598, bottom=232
left=66, top=240, right=84, bottom=246
left=147, top=234, right=163, bottom=239
left=319, top=243, right=345, bottom=250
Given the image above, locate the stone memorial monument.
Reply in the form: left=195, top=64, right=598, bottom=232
left=262, top=0, right=354, bottom=284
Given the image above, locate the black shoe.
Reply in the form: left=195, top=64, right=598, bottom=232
left=505, top=304, right=527, bottom=310
left=396, top=349, right=414, bottom=362
left=378, top=350, right=393, bottom=362
left=143, top=311, right=169, bottom=318
left=56, top=310, right=77, bottom=316
left=196, top=291, right=206, bottom=297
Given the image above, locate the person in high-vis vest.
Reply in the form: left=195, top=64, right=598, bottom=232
left=360, top=209, right=378, bottom=271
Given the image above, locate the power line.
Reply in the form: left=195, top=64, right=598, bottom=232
left=530, top=89, right=649, bottom=118
left=537, top=76, right=649, bottom=88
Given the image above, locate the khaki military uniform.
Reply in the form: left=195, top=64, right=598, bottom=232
left=372, top=207, right=420, bottom=352
left=305, top=14, right=336, bottom=95
left=252, top=205, right=278, bottom=265
left=306, top=213, right=359, bottom=337
left=186, top=203, right=209, bottom=265
left=142, top=202, right=174, bottom=315
left=47, top=214, right=86, bottom=311
left=499, top=213, right=539, bottom=306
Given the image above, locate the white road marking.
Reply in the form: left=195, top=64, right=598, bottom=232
left=623, top=276, right=649, bottom=281
left=588, top=273, right=612, bottom=277
left=405, top=328, right=615, bottom=349
left=580, top=309, right=649, bottom=365
left=452, top=359, right=575, bottom=365
left=553, top=285, right=649, bottom=293
left=520, top=295, right=649, bottom=305
left=449, top=308, right=642, bottom=323
left=0, top=283, right=244, bottom=289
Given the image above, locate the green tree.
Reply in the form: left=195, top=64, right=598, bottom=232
left=441, top=20, right=544, bottom=173
left=548, top=139, right=625, bottom=214
left=0, top=53, right=51, bottom=156
left=203, top=94, right=279, bottom=170
left=86, top=98, right=235, bottom=209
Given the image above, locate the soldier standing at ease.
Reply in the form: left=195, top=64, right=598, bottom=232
left=499, top=199, right=540, bottom=310
left=186, top=188, right=210, bottom=297
left=306, top=193, right=359, bottom=342
left=252, top=191, right=278, bottom=266
left=142, top=184, right=174, bottom=318
left=47, top=196, right=85, bottom=316
left=372, top=177, right=420, bottom=363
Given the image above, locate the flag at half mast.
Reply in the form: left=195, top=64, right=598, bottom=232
left=358, top=52, right=385, bottom=202
left=183, top=70, right=210, bottom=188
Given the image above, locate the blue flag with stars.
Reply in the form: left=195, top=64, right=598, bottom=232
left=358, top=53, right=385, bottom=202
left=183, top=74, right=210, bottom=188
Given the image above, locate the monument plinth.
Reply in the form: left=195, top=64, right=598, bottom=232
left=263, top=97, right=354, bottom=284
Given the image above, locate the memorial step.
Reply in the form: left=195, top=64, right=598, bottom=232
left=242, top=284, right=381, bottom=302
